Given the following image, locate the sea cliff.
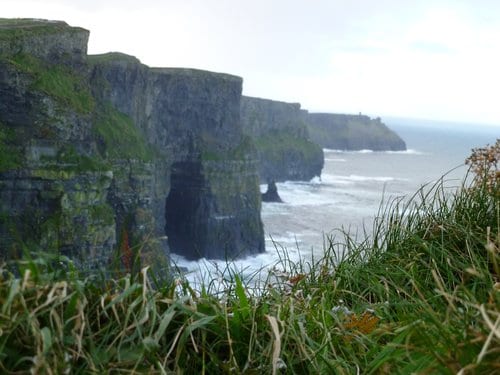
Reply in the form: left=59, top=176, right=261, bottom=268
left=0, top=18, right=408, bottom=268
left=307, top=113, right=406, bottom=151
left=0, top=19, right=265, bottom=266
left=240, top=96, right=324, bottom=182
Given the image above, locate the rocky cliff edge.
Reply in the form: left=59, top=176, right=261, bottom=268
left=0, top=19, right=265, bottom=267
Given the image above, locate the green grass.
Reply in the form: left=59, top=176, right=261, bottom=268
left=0, top=173, right=498, bottom=373
left=87, top=52, right=141, bottom=65
left=4, top=53, right=95, bottom=114
left=0, top=19, right=86, bottom=42
left=93, top=104, right=154, bottom=162
left=39, top=145, right=110, bottom=173
left=89, top=204, right=115, bottom=226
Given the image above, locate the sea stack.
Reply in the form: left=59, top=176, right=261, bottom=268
left=261, top=181, right=283, bottom=203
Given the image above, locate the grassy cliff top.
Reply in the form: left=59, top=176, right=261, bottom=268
left=242, top=95, right=302, bottom=109
left=0, top=18, right=67, bottom=27
left=87, top=52, right=142, bottom=65
left=151, top=67, right=242, bottom=83
left=308, top=112, right=373, bottom=121
left=88, top=52, right=242, bottom=82
left=0, top=18, right=87, bottom=40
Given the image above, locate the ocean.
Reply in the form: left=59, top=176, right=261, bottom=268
left=170, top=120, right=498, bottom=289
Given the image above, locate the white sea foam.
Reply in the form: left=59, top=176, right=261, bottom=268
left=323, top=148, right=425, bottom=155
left=325, top=158, right=347, bottom=162
left=266, top=232, right=302, bottom=245
left=385, top=149, right=427, bottom=155
left=345, top=175, right=397, bottom=182
left=323, top=148, right=375, bottom=153
left=322, top=148, right=364, bottom=153
left=275, top=182, right=332, bottom=206
left=261, top=175, right=398, bottom=208
left=309, top=176, right=322, bottom=184
left=321, top=174, right=409, bottom=185
left=169, top=241, right=311, bottom=292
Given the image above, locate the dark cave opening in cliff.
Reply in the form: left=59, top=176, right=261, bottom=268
left=164, top=161, right=211, bottom=260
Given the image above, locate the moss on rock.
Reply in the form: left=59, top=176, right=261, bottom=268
left=93, top=104, right=154, bottom=161
left=0, top=19, right=85, bottom=41
left=3, top=53, right=94, bottom=114
left=87, top=52, right=142, bottom=65
left=0, top=123, right=23, bottom=172
left=253, top=130, right=324, bottom=181
left=240, top=96, right=324, bottom=182
left=254, top=131, right=321, bottom=164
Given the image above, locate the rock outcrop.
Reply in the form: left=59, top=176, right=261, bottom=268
left=0, top=19, right=264, bottom=267
left=261, top=181, right=283, bottom=203
left=240, top=96, right=324, bottom=182
left=306, top=113, right=406, bottom=151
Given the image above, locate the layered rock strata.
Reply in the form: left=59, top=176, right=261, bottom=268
left=240, top=96, right=324, bottom=182
left=0, top=19, right=265, bottom=266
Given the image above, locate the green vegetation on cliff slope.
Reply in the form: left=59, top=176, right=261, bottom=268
left=0, top=148, right=498, bottom=373
left=0, top=19, right=86, bottom=41
left=307, top=114, right=406, bottom=151
left=201, top=135, right=256, bottom=162
left=0, top=123, right=22, bottom=172
left=255, top=129, right=323, bottom=165
left=87, top=52, right=142, bottom=65
left=2, top=53, right=94, bottom=114
left=94, top=104, right=154, bottom=162
left=35, top=145, right=111, bottom=174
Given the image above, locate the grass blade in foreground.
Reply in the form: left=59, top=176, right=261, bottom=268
left=0, top=144, right=499, bottom=373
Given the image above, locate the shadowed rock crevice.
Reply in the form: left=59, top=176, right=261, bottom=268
left=165, top=161, right=214, bottom=260
left=165, top=159, right=265, bottom=260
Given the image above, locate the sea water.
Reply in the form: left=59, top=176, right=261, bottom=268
left=170, top=120, right=498, bottom=289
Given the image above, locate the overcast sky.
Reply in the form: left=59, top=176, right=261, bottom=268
left=3, top=0, right=500, bottom=126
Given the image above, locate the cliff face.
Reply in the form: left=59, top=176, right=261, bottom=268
left=0, top=20, right=116, bottom=269
left=306, top=113, right=406, bottom=151
left=91, top=58, right=264, bottom=260
left=240, top=96, right=324, bottom=182
left=0, top=19, right=264, bottom=266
